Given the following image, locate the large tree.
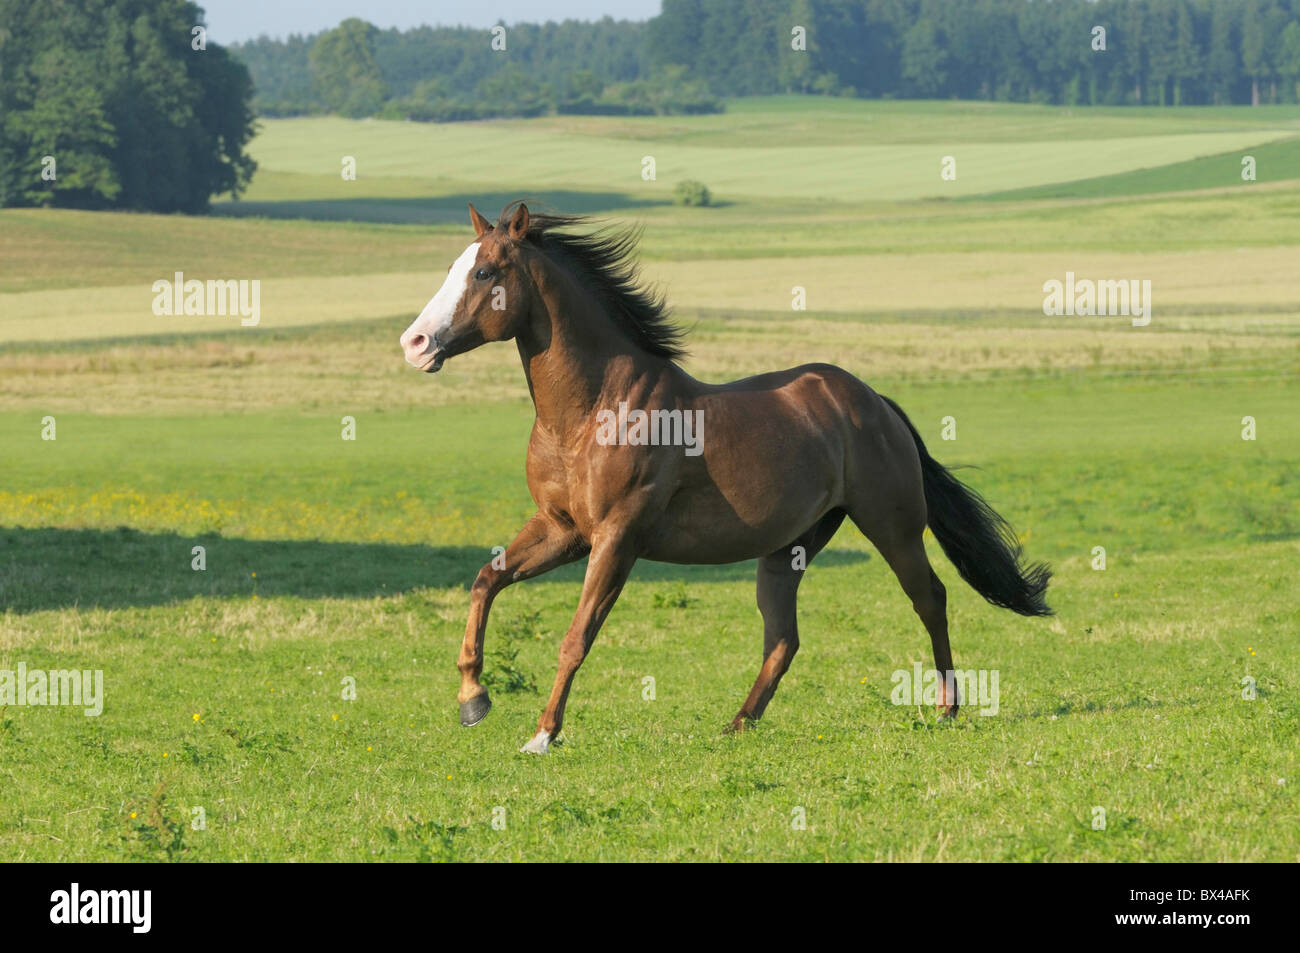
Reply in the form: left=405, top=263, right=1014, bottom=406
left=309, top=17, right=389, bottom=118
left=0, top=0, right=256, bottom=212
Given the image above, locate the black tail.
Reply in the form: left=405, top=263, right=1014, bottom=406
left=881, top=396, right=1052, bottom=617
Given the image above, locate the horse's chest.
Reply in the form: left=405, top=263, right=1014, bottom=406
left=524, top=445, right=573, bottom=512
left=525, top=437, right=661, bottom=536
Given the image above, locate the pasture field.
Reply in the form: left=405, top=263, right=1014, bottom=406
left=0, top=98, right=1297, bottom=861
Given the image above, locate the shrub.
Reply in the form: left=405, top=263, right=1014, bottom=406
left=673, top=180, right=712, bottom=207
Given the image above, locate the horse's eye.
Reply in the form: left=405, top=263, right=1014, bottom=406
left=474, top=268, right=492, bottom=281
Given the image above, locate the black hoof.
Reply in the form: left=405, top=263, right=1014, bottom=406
left=459, top=692, right=492, bottom=727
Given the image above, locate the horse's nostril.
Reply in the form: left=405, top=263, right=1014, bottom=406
left=409, top=333, right=428, bottom=352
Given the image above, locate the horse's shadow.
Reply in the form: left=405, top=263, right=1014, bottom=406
left=0, top=525, right=869, bottom=615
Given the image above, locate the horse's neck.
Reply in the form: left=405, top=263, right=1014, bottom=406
left=518, top=264, right=666, bottom=436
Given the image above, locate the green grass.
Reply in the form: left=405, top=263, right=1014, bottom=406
left=0, top=208, right=456, bottom=294
left=1, top=377, right=1296, bottom=861
left=1, top=96, right=1297, bottom=861
left=974, top=136, right=1300, bottom=201
left=228, top=114, right=1296, bottom=204
left=708, top=97, right=1300, bottom=145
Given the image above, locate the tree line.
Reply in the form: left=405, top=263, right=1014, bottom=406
left=647, top=0, right=1300, bottom=106
left=232, top=17, right=720, bottom=119
left=235, top=0, right=1300, bottom=120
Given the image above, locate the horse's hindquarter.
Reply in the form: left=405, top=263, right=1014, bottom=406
left=643, top=363, right=910, bottom=564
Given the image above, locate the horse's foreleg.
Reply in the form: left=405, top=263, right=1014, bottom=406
left=520, top=535, right=636, bottom=754
left=458, top=513, right=586, bottom=726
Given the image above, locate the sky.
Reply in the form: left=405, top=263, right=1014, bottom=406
left=200, top=0, right=662, bottom=44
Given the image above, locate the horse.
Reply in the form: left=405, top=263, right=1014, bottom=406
left=399, top=202, right=1051, bottom=754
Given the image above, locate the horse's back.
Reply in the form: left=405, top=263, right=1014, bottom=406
left=700, top=361, right=908, bottom=447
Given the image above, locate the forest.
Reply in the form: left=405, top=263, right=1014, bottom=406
left=231, top=0, right=1300, bottom=120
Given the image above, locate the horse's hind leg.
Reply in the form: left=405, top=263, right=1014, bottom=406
left=872, top=530, right=957, bottom=717
left=727, top=509, right=845, bottom=733
left=841, top=393, right=958, bottom=716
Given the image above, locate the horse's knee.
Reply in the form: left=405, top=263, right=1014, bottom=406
left=471, top=563, right=506, bottom=600
left=556, top=633, right=587, bottom=670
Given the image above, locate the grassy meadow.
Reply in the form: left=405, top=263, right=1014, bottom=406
left=0, top=98, right=1296, bottom=861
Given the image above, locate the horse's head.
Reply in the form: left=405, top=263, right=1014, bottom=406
left=399, top=202, right=535, bottom=373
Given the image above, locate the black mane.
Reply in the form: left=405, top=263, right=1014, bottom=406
left=501, top=203, right=687, bottom=360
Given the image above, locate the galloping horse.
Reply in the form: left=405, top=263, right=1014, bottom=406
left=400, top=203, right=1051, bottom=754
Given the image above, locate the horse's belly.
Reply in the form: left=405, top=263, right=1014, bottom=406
left=640, top=455, right=840, bottom=564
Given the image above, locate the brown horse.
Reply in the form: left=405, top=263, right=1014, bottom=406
left=400, top=202, right=1051, bottom=754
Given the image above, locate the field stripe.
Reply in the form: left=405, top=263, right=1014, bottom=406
left=6, top=248, right=1299, bottom=344
left=244, top=119, right=1297, bottom=201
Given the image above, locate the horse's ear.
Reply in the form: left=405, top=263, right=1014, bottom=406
left=468, top=203, right=493, bottom=238
left=507, top=203, right=530, bottom=241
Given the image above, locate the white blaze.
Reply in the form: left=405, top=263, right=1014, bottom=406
left=403, top=241, right=480, bottom=355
